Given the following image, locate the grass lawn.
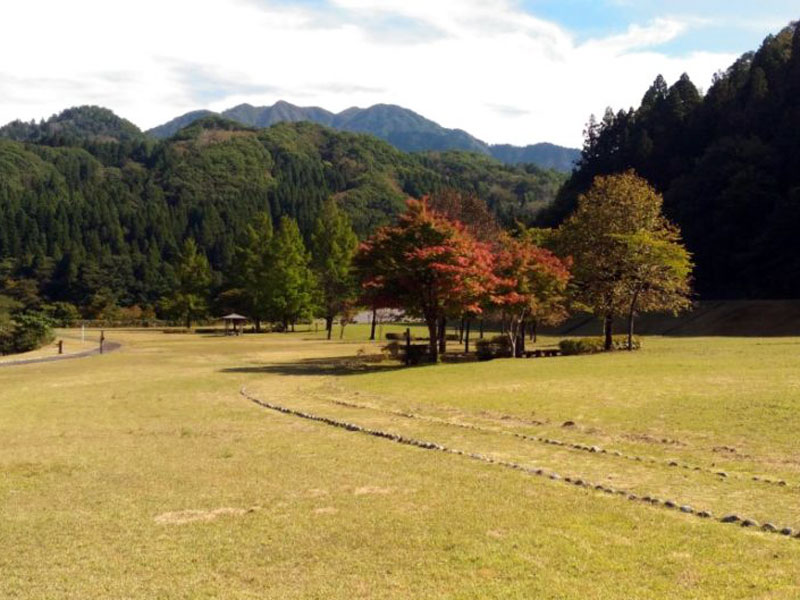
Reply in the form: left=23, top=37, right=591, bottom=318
left=1, top=327, right=799, bottom=598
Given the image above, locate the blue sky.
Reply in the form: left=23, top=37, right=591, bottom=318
left=523, top=0, right=797, bottom=52
left=1, top=0, right=797, bottom=147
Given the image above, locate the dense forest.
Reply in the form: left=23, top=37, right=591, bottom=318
left=0, top=109, right=565, bottom=318
left=545, top=22, right=800, bottom=298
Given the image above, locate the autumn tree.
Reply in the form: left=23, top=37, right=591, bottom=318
left=311, top=200, right=359, bottom=340
left=355, top=199, right=496, bottom=363
left=494, top=234, right=571, bottom=357
left=557, top=171, right=692, bottom=350
left=161, top=238, right=212, bottom=329
left=428, top=188, right=502, bottom=351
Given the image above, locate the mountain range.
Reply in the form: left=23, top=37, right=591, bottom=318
left=146, top=101, right=579, bottom=172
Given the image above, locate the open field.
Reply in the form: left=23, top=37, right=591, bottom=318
left=2, top=327, right=800, bottom=598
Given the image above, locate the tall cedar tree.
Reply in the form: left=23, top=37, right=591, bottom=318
left=161, top=238, right=211, bottom=328
left=220, top=213, right=275, bottom=332
left=493, top=234, right=571, bottom=357
left=557, top=171, right=692, bottom=350
left=270, top=217, right=316, bottom=330
left=311, top=200, right=359, bottom=339
left=356, top=198, right=496, bottom=363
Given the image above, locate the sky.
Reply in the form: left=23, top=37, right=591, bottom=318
left=0, top=1, right=796, bottom=147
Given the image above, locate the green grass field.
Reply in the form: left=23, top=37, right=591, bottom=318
left=2, top=327, right=799, bottom=598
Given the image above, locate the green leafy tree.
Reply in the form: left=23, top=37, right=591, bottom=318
left=160, top=239, right=212, bottom=328
left=311, top=200, right=359, bottom=340
left=613, top=231, right=692, bottom=349
left=270, top=217, right=316, bottom=330
left=558, top=171, right=692, bottom=350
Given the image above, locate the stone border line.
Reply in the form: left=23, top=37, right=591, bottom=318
left=241, top=387, right=798, bottom=542
left=325, top=397, right=796, bottom=491
left=0, top=340, right=121, bottom=368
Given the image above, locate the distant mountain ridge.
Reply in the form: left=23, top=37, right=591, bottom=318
left=147, top=101, right=579, bottom=171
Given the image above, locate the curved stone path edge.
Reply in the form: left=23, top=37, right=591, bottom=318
left=326, top=397, right=796, bottom=491
left=0, top=340, right=121, bottom=368
left=241, top=387, right=799, bottom=542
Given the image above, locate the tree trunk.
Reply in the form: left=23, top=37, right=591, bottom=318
left=438, top=317, right=447, bottom=355
left=325, top=315, right=333, bottom=340
left=479, top=319, right=484, bottom=339
left=531, top=320, right=538, bottom=344
left=464, top=319, right=471, bottom=353
left=458, top=318, right=465, bottom=344
left=426, top=318, right=439, bottom=363
left=517, top=320, right=526, bottom=357
left=627, top=311, right=635, bottom=351
left=603, top=314, right=613, bottom=351
left=369, top=306, right=377, bottom=341
left=185, top=315, right=191, bottom=330
left=291, top=321, right=295, bottom=333
left=254, top=318, right=262, bottom=333
left=627, top=291, right=640, bottom=351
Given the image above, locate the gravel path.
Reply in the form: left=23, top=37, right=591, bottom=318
left=0, top=340, right=121, bottom=368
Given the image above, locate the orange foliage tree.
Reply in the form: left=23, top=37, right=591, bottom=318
left=493, top=234, right=571, bottom=357
left=355, top=198, right=497, bottom=362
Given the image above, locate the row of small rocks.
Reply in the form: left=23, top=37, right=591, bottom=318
left=242, top=388, right=798, bottom=542
left=327, top=396, right=793, bottom=491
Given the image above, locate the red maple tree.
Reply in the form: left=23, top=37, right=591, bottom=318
left=492, top=234, right=571, bottom=357
left=356, top=198, right=497, bottom=362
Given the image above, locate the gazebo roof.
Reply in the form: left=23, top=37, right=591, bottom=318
left=221, top=313, right=248, bottom=321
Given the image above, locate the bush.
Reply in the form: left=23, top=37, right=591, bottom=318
left=559, top=336, right=641, bottom=355
left=382, top=341, right=432, bottom=365
left=475, top=335, right=512, bottom=361
left=0, top=312, right=55, bottom=355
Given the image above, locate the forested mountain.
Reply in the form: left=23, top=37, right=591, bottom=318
left=543, top=22, right=800, bottom=299
left=0, top=112, right=566, bottom=314
left=0, top=106, right=153, bottom=167
left=147, top=101, right=580, bottom=171
left=146, top=109, right=215, bottom=139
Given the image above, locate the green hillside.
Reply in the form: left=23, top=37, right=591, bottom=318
left=545, top=23, right=800, bottom=299
left=0, top=113, right=565, bottom=311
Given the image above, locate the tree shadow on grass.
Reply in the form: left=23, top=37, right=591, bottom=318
left=219, top=355, right=416, bottom=377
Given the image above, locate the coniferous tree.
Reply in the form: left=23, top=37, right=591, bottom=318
left=269, top=217, right=316, bottom=331
left=160, top=239, right=211, bottom=328
left=221, top=213, right=275, bottom=332
left=311, top=200, right=359, bottom=339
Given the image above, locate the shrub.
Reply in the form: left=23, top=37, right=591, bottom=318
left=559, top=336, right=641, bottom=355
left=382, top=341, right=432, bottom=364
left=475, top=335, right=512, bottom=361
left=0, top=312, right=55, bottom=355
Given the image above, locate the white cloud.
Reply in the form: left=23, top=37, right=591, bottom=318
left=0, top=0, right=739, bottom=147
